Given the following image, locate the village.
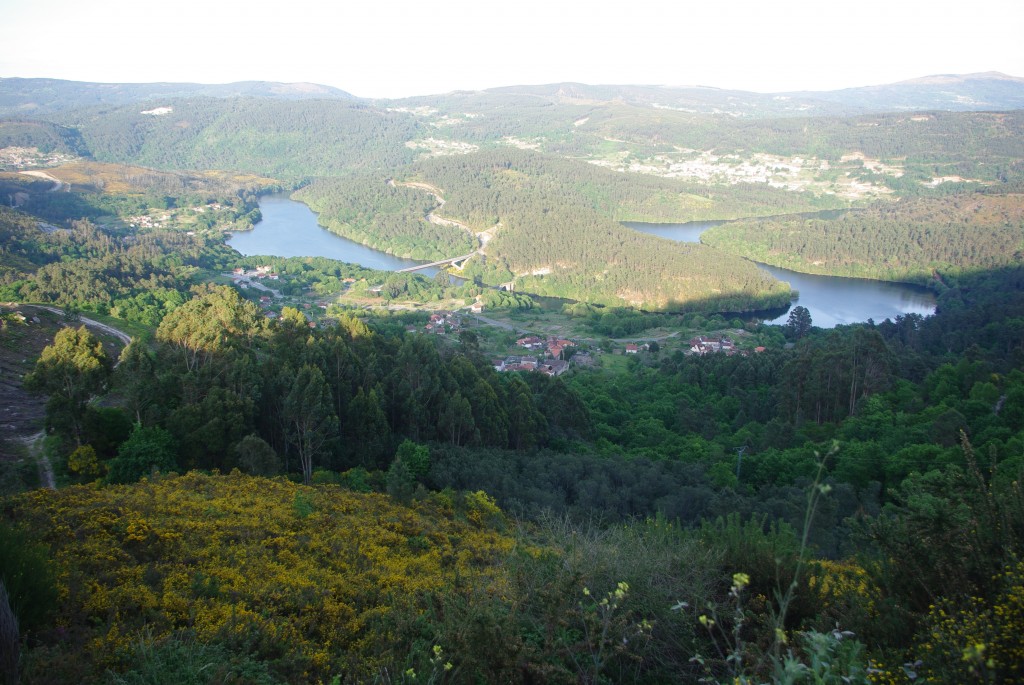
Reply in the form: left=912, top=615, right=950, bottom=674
left=221, top=264, right=773, bottom=377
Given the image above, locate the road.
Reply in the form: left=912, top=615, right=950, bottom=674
left=19, top=169, right=65, bottom=192
left=227, top=274, right=282, bottom=298
left=30, top=305, right=132, bottom=345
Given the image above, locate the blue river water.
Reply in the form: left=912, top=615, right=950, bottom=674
left=227, top=195, right=444, bottom=277
left=623, top=221, right=936, bottom=327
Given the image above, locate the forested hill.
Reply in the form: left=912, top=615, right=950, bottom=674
left=298, top=149, right=797, bottom=311
left=783, top=71, right=1024, bottom=113
left=480, top=72, right=1024, bottom=115
left=46, top=98, right=421, bottom=178
left=7, top=71, right=1023, bottom=119
left=0, top=77, right=356, bottom=116
left=701, top=189, right=1024, bottom=282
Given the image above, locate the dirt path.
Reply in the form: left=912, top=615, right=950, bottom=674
left=391, top=180, right=480, bottom=238
left=22, top=431, right=55, bottom=490
left=19, top=169, right=65, bottom=192
left=31, top=306, right=132, bottom=345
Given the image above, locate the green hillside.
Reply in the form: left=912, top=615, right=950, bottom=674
left=299, top=149, right=798, bottom=311
left=50, top=98, right=420, bottom=178
left=701, top=190, right=1024, bottom=282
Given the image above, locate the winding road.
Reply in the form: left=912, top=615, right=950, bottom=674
left=31, top=305, right=132, bottom=345
left=19, top=169, right=65, bottom=192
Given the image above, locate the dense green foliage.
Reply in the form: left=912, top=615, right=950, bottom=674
left=702, top=190, right=1024, bottom=282
left=301, top=150, right=795, bottom=311
left=295, top=177, right=478, bottom=260
left=0, top=119, right=89, bottom=155
left=50, top=98, right=420, bottom=178
left=0, top=207, right=236, bottom=319
left=6, top=264, right=1024, bottom=684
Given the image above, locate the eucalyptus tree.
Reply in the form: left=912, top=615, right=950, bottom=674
left=285, top=364, right=339, bottom=485
left=25, top=325, right=112, bottom=447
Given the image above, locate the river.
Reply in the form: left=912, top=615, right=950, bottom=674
left=231, top=197, right=935, bottom=328
left=228, top=194, right=445, bottom=277
left=623, top=220, right=937, bottom=328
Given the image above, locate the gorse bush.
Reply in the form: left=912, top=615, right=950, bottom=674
left=5, top=472, right=515, bottom=684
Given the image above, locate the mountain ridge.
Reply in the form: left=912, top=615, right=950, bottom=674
left=0, top=77, right=356, bottom=115
left=2, top=71, right=1023, bottom=118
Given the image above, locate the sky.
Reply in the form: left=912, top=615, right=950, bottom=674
left=2, top=0, right=1022, bottom=99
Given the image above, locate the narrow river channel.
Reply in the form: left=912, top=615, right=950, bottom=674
left=623, top=221, right=936, bottom=327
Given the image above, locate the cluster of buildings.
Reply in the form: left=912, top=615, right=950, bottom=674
left=126, top=213, right=171, bottom=229
left=233, top=266, right=280, bottom=281
left=490, top=334, right=579, bottom=377
left=516, top=335, right=575, bottom=359
left=0, top=146, right=75, bottom=170
left=687, top=336, right=765, bottom=356
left=688, top=336, right=737, bottom=355
left=494, top=356, right=570, bottom=377
left=418, top=311, right=464, bottom=335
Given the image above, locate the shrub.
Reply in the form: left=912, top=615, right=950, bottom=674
left=0, top=522, right=57, bottom=635
left=105, top=426, right=177, bottom=484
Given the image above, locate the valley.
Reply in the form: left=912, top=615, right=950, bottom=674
left=1, top=72, right=1023, bottom=684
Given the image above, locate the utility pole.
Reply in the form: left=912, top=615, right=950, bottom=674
left=735, top=445, right=747, bottom=481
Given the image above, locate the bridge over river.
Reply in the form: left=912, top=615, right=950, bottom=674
left=395, top=251, right=478, bottom=273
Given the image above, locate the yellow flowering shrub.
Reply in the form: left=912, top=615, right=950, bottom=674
left=863, top=561, right=1024, bottom=684
left=5, top=471, right=516, bottom=683
left=906, top=561, right=1024, bottom=684
left=807, top=559, right=881, bottom=632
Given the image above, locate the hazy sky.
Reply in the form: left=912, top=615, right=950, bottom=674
left=2, top=0, right=1021, bottom=98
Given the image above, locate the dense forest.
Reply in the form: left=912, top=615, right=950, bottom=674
left=702, top=189, right=1024, bottom=282
left=45, top=98, right=422, bottom=178
left=295, top=177, right=479, bottom=261
left=300, top=150, right=797, bottom=311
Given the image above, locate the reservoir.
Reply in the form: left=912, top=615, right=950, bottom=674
left=625, top=221, right=937, bottom=328
left=232, top=197, right=936, bottom=328
left=228, top=194, right=444, bottom=277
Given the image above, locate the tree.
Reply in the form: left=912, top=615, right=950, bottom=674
left=156, top=286, right=263, bottom=373
left=114, top=340, right=157, bottom=425
left=345, top=387, right=390, bottom=470
left=285, top=365, right=339, bottom=484
left=394, top=439, right=430, bottom=482
left=233, top=434, right=281, bottom=476
left=385, top=455, right=415, bottom=503
left=438, top=391, right=476, bottom=446
left=105, top=425, right=178, bottom=484
left=785, top=306, right=813, bottom=340
left=24, top=325, right=112, bottom=447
